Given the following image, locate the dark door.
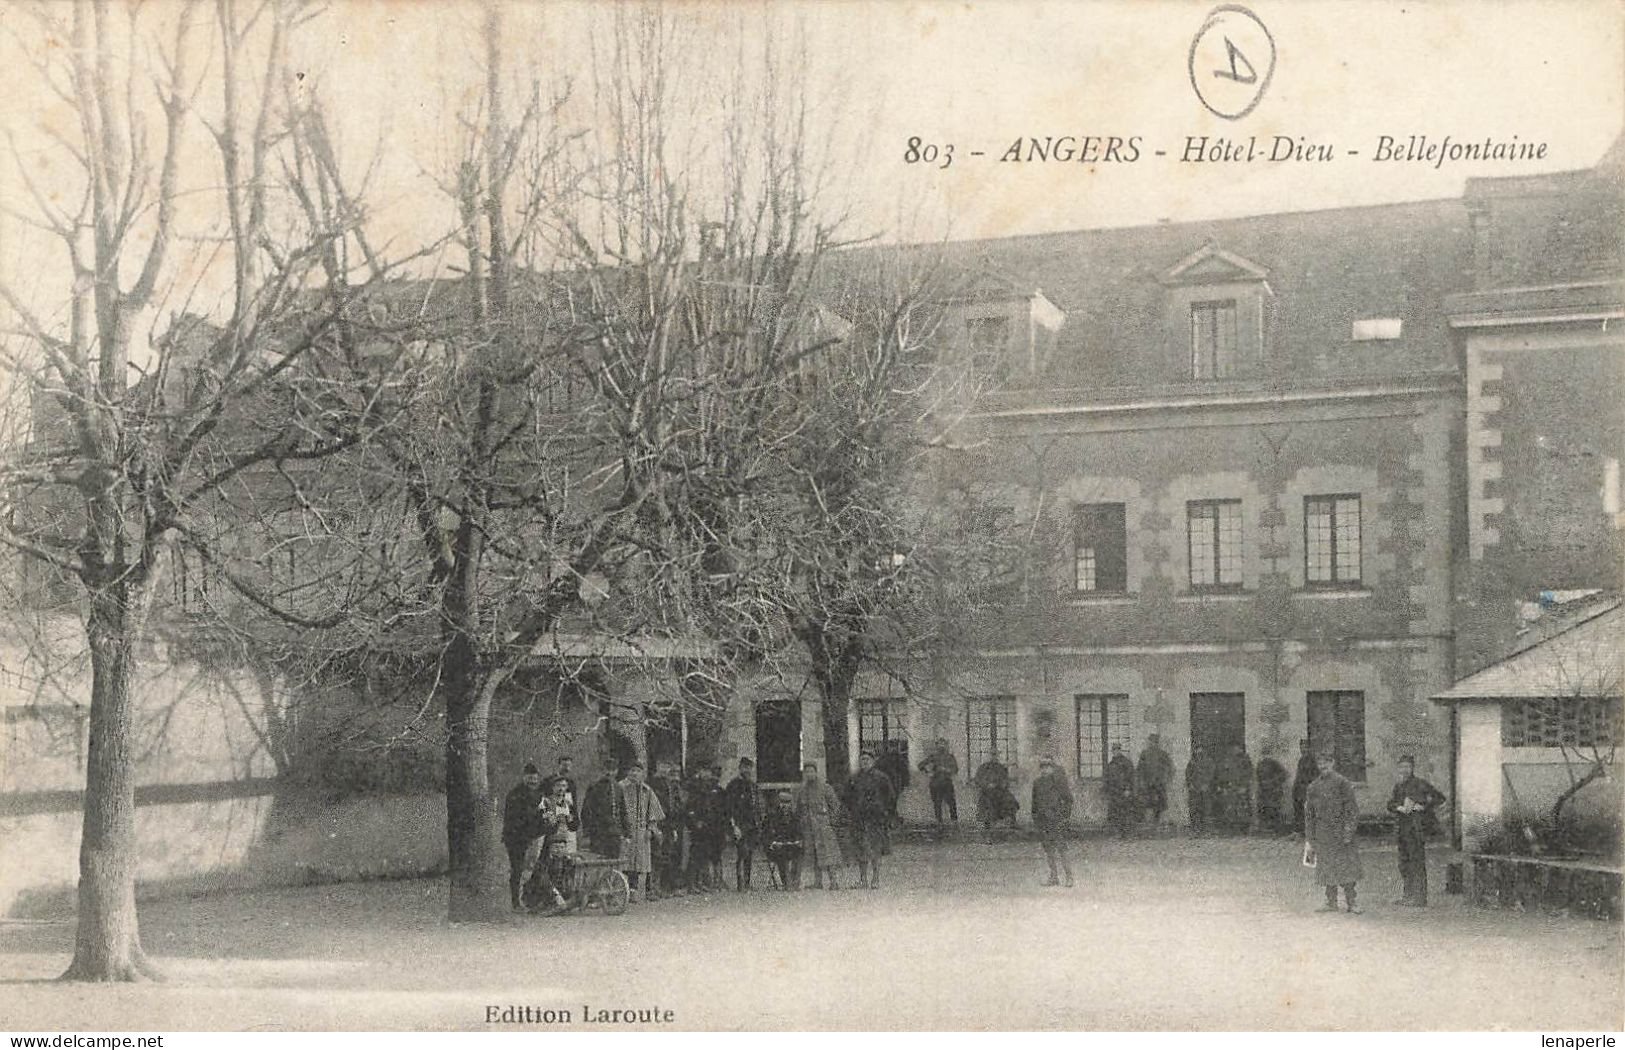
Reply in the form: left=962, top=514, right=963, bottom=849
left=1189, top=692, right=1246, bottom=756
left=754, top=698, right=802, bottom=784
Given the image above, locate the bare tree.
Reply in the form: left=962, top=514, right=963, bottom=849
left=0, top=0, right=400, bottom=980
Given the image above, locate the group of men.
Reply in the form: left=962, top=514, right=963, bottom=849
left=502, top=749, right=913, bottom=912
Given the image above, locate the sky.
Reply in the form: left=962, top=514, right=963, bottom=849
left=0, top=0, right=1621, bottom=337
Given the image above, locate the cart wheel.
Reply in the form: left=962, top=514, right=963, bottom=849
left=587, top=869, right=630, bottom=916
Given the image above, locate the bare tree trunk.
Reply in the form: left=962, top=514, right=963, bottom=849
left=63, top=579, right=160, bottom=982
left=443, top=652, right=508, bottom=922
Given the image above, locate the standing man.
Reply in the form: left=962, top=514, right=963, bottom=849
left=1185, top=745, right=1214, bottom=834
left=553, top=756, right=579, bottom=829
left=1032, top=756, right=1076, bottom=887
left=1219, top=743, right=1255, bottom=834
left=1304, top=750, right=1364, bottom=914
left=723, top=757, right=763, bottom=892
left=685, top=766, right=724, bottom=892
left=1256, top=751, right=1289, bottom=834
left=618, top=761, right=666, bottom=902
left=1386, top=755, right=1446, bottom=907
left=648, top=760, right=686, bottom=897
left=876, top=746, right=910, bottom=828
left=973, top=754, right=1019, bottom=842
left=1104, top=743, right=1138, bottom=839
left=1291, top=738, right=1319, bottom=835
left=1137, top=733, right=1174, bottom=828
left=580, top=758, right=627, bottom=863
left=918, top=738, right=959, bottom=830
left=794, top=762, right=844, bottom=890
left=847, top=750, right=896, bottom=889
left=501, top=762, right=547, bottom=912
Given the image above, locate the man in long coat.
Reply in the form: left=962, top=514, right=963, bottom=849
left=1137, top=734, right=1175, bottom=827
left=1386, top=755, right=1446, bottom=906
left=618, top=761, right=666, bottom=902
left=1032, top=756, right=1076, bottom=886
left=1103, top=743, right=1138, bottom=839
left=794, top=762, right=844, bottom=890
left=1304, top=751, right=1364, bottom=913
left=846, top=750, right=896, bottom=889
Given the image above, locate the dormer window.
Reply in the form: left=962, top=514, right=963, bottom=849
left=1190, top=299, right=1238, bottom=379
left=1160, top=244, right=1270, bottom=384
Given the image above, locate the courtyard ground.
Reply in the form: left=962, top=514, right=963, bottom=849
left=1, top=836, right=1619, bottom=1031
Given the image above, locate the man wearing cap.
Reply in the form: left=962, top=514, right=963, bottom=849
left=1104, top=742, right=1138, bottom=840
left=723, top=757, right=763, bottom=891
left=1386, top=755, right=1446, bottom=906
left=1032, top=755, right=1076, bottom=887
left=501, top=763, right=548, bottom=911
left=1304, top=750, right=1364, bottom=913
left=847, top=750, right=896, bottom=889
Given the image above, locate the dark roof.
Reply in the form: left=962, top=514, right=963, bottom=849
left=930, top=197, right=1474, bottom=389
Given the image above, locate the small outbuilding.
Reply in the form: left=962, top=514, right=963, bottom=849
left=1431, top=599, right=1622, bottom=854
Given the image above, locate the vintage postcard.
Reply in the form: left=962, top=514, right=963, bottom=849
left=0, top=0, right=1620, bottom=1036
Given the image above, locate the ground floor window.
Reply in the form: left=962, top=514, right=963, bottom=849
left=857, top=699, right=909, bottom=765
left=1075, top=694, right=1130, bottom=779
left=1306, top=690, right=1367, bottom=781
left=1501, top=696, right=1622, bottom=748
left=966, top=696, right=1016, bottom=769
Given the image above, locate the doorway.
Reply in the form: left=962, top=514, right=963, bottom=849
left=1189, top=692, right=1246, bottom=757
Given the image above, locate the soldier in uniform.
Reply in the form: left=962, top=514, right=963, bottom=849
left=1386, top=755, right=1447, bottom=906
left=1256, top=752, right=1289, bottom=834
left=1032, top=756, right=1076, bottom=887
left=762, top=790, right=804, bottom=890
left=723, top=757, right=763, bottom=891
left=648, top=759, right=686, bottom=897
left=1185, top=746, right=1215, bottom=834
left=685, top=766, right=724, bottom=892
left=1104, top=743, right=1138, bottom=839
left=501, top=763, right=547, bottom=911
left=1137, top=734, right=1175, bottom=827
left=1304, top=750, right=1364, bottom=913
left=917, top=738, right=959, bottom=828
left=846, top=750, right=896, bottom=889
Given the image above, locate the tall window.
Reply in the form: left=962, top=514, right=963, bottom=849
left=1305, top=495, right=1362, bottom=587
left=966, top=696, right=1017, bottom=769
left=1188, top=499, right=1244, bottom=590
left=1073, top=502, right=1128, bottom=593
left=1075, top=694, right=1130, bottom=779
left=1190, top=299, right=1237, bottom=379
left=857, top=699, right=910, bottom=765
left=1306, top=690, right=1367, bottom=782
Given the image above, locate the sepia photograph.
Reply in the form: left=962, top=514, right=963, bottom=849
left=0, top=0, right=1620, bottom=1035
